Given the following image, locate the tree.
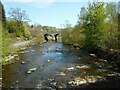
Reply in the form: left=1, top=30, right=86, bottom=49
left=42, top=26, right=57, bottom=33
left=1, top=27, right=12, bottom=58
left=8, top=8, right=30, bottom=25
left=7, top=8, right=31, bottom=38
left=61, top=20, right=85, bottom=47
left=0, top=1, right=6, bottom=26
left=78, top=7, right=88, bottom=26
left=61, top=20, right=73, bottom=44
left=30, top=25, right=44, bottom=44
left=22, top=23, right=31, bottom=39
left=80, top=1, right=108, bottom=49
left=105, top=3, right=119, bottom=49
left=119, top=1, right=120, bottom=49
left=8, top=8, right=30, bottom=32
left=6, top=20, right=18, bottom=33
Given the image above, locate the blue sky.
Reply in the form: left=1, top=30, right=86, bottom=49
left=1, top=0, right=119, bottom=28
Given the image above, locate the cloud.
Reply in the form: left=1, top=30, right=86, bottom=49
left=1, top=0, right=120, bottom=2
left=29, top=2, right=54, bottom=8
left=1, top=0, right=119, bottom=9
left=1, top=0, right=55, bottom=3
left=1, top=0, right=55, bottom=8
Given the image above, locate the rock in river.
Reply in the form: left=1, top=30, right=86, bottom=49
left=67, top=67, right=75, bottom=71
left=89, top=54, right=97, bottom=57
left=21, top=61, right=26, bottom=64
left=29, top=68, right=37, bottom=72
left=27, top=70, right=32, bottom=74
left=26, top=68, right=37, bottom=74
left=48, top=60, right=50, bottom=62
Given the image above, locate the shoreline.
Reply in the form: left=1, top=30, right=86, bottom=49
left=1, top=39, right=45, bottom=65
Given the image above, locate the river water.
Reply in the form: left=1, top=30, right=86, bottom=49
left=2, top=41, right=120, bottom=89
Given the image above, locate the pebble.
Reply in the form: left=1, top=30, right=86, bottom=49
left=10, top=86, right=13, bottom=88
left=48, top=60, right=50, bottom=62
left=99, top=59, right=107, bottom=62
left=52, top=82, right=57, bottom=86
left=21, top=61, right=26, bottom=64
left=0, top=78, right=2, bottom=80
left=107, top=74, right=115, bottom=76
left=29, top=68, right=37, bottom=72
left=110, top=49, right=113, bottom=51
left=78, top=57, right=81, bottom=60
left=67, top=67, right=75, bottom=70
left=24, top=51, right=29, bottom=53
left=76, top=65, right=92, bottom=70
left=76, top=66, right=81, bottom=68
left=19, top=51, right=25, bottom=54
left=27, top=70, right=32, bottom=74
left=26, top=67, right=37, bottom=74
left=89, top=54, right=97, bottom=57
left=57, top=72, right=66, bottom=76
left=21, top=47, right=26, bottom=50
left=31, top=50, right=35, bottom=52
left=16, top=81, right=19, bottom=83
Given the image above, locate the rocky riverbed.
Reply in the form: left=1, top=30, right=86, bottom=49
left=2, top=41, right=120, bottom=89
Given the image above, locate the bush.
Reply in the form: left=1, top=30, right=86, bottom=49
left=22, top=23, right=32, bottom=40
left=2, top=28, right=13, bottom=57
left=61, top=23, right=84, bottom=48
left=30, top=25, right=44, bottom=44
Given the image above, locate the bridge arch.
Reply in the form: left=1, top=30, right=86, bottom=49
left=54, top=34, right=59, bottom=42
left=44, top=33, right=60, bottom=42
left=44, top=34, right=53, bottom=41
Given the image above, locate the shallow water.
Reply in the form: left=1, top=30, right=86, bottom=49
left=2, top=41, right=120, bottom=89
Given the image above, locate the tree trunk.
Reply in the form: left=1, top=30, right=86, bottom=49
left=118, top=14, right=120, bottom=49
left=118, top=2, right=120, bottom=49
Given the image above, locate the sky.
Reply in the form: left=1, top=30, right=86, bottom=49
left=1, top=0, right=120, bottom=28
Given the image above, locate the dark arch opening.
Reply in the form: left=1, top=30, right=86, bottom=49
left=44, top=34, right=53, bottom=41
left=54, top=34, right=59, bottom=42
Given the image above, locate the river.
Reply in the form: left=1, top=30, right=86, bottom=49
left=2, top=41, right=120, bottom=89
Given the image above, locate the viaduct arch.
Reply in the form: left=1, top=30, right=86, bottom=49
left=44, top=33, right=60, bottom=42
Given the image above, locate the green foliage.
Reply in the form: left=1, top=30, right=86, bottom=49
left=82, top=2, right=108, bottom=49
left=0, top=21, right=2, bottom=60
left=2, top=28, right=12, bottom=57
left=7, top=8, right=31, bottom=39
left=6, top=20, right=32, bottom=39
left=0, top=1, right=6, bottom=26
left=6, top=20, right=18, bottom=33
left=15, top=28, right=23, bottom=37
left=22, top=23, right=31, bottom=39
left=71, top=25, right=85, bottom=47
left=61, top=21, right=84, bottom=47
left=42, top=26, right=58, bottom=33
left=105, top=3, right=119, bottom=49
left=61, top=21, right=72, bottom=44
left=30, top=25, right=44, bottom=44
left=61, top=1, right=119, bottom=51
left=6, top=20, right=23, bottom=37
left=8, top=8, right=30, bottom=24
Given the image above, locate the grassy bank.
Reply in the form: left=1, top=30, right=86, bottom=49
left=1, top=38, right=45, bottom=65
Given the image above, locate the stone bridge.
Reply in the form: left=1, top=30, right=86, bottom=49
left=44, top=33, right=60, bottom=42
left=41, top=30, right=61, bottom=42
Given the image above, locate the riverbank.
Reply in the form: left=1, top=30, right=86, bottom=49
left=1, top=39, right=45, bottom=65
left=89, top=47, right=120, bottom=72
left=63, top=43, right=120, bottom=72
